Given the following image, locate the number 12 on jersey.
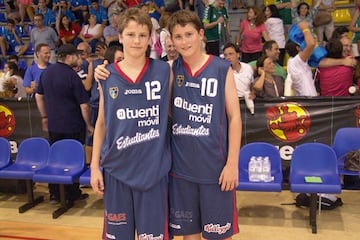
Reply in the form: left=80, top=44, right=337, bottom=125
left=145, top=81, right=161, bottom=100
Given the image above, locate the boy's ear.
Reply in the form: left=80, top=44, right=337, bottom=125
left=118, top=33, right=123, bottom=43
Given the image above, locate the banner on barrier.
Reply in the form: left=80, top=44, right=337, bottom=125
left=1, top=97, right=360, bottom=164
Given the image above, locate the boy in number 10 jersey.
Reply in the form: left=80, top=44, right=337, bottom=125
left=90, top=8, right=172, bottom=240
left=167, top=10, right=242, bottom=240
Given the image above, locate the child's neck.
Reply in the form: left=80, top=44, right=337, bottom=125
left=183, top=52, right=208, bottom=75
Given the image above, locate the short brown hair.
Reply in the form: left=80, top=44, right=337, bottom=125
left=167, top=10, right=203, bottom=36
left=117, top=8, right=152, bottom=35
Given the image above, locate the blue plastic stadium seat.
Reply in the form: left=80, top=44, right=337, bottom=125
left=79, top=167, right=102, bottom=186
left=0, top=12, right=6, bottom=23
left=24, top=42, right=34, bottom=55
left=33, top=139, right=86, bottom=219
left=237, top=142, right=283, bottom=192
left=332, top=128, right=360, bottom=176
left=0, top=137, right=50, bottom=213
left=79, top=167, right=91, bottom=185
left=0, top=137, right=11, bottom=170
left=290, top=143, right=341, bottom=233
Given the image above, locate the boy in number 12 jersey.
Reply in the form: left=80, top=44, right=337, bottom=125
left=90, top=8, right=172, bottom=240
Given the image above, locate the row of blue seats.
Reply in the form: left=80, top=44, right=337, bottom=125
left=0, top=137, right=91, bottom=219
left=0, top=128, right=359, bottom=230
left=238, top=127, right=360, bottom=233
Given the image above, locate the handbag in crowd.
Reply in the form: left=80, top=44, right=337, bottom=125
left=313, top=9, right=332, bottom=27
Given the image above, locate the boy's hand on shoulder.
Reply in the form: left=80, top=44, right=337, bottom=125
left=95, top=60, right=110, bottom=82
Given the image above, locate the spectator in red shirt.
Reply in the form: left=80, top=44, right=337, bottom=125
left=125, top=0, right=141, bottom=8
left=56, top=15, right=81, bottom=45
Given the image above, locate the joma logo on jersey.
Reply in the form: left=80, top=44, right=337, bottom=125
left=185, top=82, right=200, bottom=88
left=117, top=105, right=159, bottom=120
left=124, top=89, right=143, bottom=95
left=109, top=87, right=119, bottom=99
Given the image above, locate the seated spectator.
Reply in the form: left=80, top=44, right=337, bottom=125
left=164, top=36, right=178, bottom=61
left=102, top=0, right=127, bottom=21
left=125, top=0, right=142, bottom=8
left=18, top=0, right=35, bottom=25
left=3, top=61, right=26, bottom=98
left=79, top=14, right=104, bottom=53
left=5, top=0, right=21, bottom=23
left=56, top=14, right=81, bottom=45
left=318, top=38, right=354, bottom=96
left=103, top=8, right=121, bottom=46
left=23, top=43, right=51, bottom=96
left=0, top=19, right=29, bottom=59
left=253, top=55, right=284, bottom=98
left=223, top=42, right=254, bottom=98
left=70, top=0, right=88, bottom=24
left=54, top=0, right=76, bottom=23
left=285, top=21, right=317, bottom=96
left=34, top=0, right=56, bottom=27
left=7, top=55, right=27, bottom=78
left=291, top=0, right=321, bottom=33
left=143, top=0, right=165, bottom=22
left=89, top=0, right=108, bottom=26
left=249, top=40, right=287, bottom=82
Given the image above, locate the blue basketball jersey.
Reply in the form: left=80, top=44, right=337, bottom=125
left=171, top=55, right=231, bottom=184
left=99, top=58, right=171, bottom=191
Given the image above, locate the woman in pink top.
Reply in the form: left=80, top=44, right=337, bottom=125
left=236, top=6, right=270, bottom=63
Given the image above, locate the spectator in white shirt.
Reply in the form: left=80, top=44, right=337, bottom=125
left=223, top=42, right=254, bottom=98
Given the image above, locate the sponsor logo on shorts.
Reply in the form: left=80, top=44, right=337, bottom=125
left=106, top=212, right=127, bottom=226
left=106, top=233, right=116, bottom=239
left=204, top=223, right=231, bottom=235
left=138, top=233, right=164, bottom=240
left=170, top=209, right=193, bottom=219
left=169, top=223, right=181, bottom=229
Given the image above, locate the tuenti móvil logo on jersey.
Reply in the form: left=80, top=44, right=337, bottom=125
left=0, top=104, right=16, bottom=138
left=266, top=102, right=311, bottom=143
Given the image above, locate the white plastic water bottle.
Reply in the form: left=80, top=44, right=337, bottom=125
left=248, top=156, right=258, bottom=182
left=255, top=156, right=263, bottom=181
left=244, top=91, right=255, bottom=115
left=262, top=156, right=272, bottom=182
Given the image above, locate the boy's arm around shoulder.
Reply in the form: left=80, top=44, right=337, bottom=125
left=90, top=83, right=106, bottom=195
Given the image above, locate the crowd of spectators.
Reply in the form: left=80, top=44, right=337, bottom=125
left=1, top=0, right=360, bottom=100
